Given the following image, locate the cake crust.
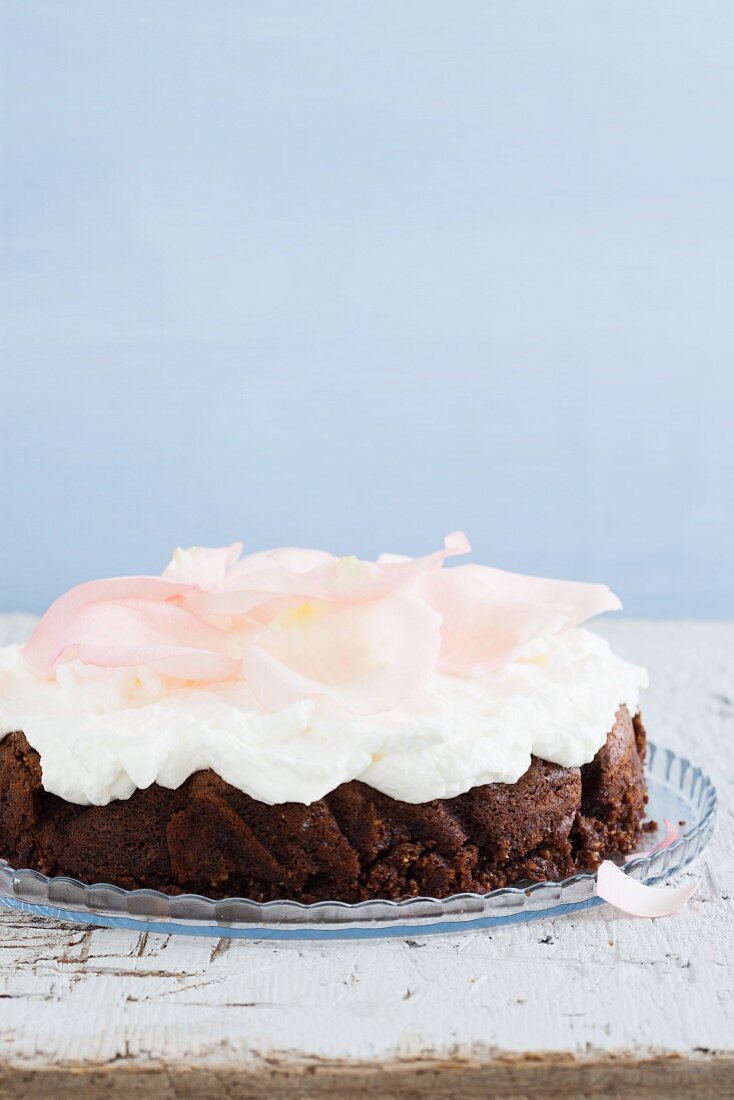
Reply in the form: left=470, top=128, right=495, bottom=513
left=0, top=708, right=648, bottom=902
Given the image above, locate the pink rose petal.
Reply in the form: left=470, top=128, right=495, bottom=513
left=77, top=645, right=238, bottom=681
left=300, top=530, right=468, bottom=603
left=182, top=532, right=471, bottom=618
left=243, top=595, right=442, bottom=714
left=23, top=532, right=626, bottom=701
left=428, top=563, right=622, bottom=673
left=628, top=818, right=682, bottom=860
left=48, top=598, right=240, bottom=682
left=377, top=529, right=470, bottom=566
left=23, top=576, right=196, bottom=678
left=162, top=542, right=242, bottom=589
left=597, top=860, right=698, bottom=918
left=237, top=547, right=337, bottom=575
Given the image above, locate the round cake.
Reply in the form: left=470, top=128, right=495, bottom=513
left=0, top=534, right=650, bottom=902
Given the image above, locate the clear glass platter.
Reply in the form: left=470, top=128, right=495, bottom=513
left=0, top=742, right=716, bottom=940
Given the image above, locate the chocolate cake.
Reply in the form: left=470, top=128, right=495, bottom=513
left=0, top=707, right=647, bottom=902
left=0, top=534, right=651, bottom=903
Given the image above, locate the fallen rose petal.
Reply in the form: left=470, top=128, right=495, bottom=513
left=647, top=818, right=683, bottom=854
left=597, top=859, right=698, bottom=918
left=628, top=818, right=682, bottom=860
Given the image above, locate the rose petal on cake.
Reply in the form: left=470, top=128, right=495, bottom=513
left=180, top=575, right=305, bottom=617
left=377, top=530, right=471, bottom=565
left=597, top=860, right=698, bottom=918
left=23, top=576, right=196, bottom=678
left=368, top=530, right=471, bottom=592
left=241, top=532, right=471, bottom=604
left=301, top=554, right=404, bottom=603
left=183, top=532, right=471, bottom=618
left=429, top=563, right=622, bottom=674
left=76, top=645, right=239, bottom=681
left=162, top=542, right=243, bottom=588
left=51, top=598, right=240, bottom=681
left=242, top=595, right=442, bottom=714
left=239, top=547, right=337, bottom=574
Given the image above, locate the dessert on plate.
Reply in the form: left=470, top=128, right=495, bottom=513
left=0, top=534, right=649, bottom=902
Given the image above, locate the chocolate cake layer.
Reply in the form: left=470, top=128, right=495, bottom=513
left=0, top=707, right=648, bottom=902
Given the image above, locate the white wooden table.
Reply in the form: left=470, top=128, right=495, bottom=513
left=0, top=617, right=731, bottom=1098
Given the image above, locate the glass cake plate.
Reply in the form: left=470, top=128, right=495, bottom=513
left=0, top=742, right=716, bottom=940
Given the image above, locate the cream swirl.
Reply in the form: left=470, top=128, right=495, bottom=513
left=0, top=628, right=647, bottom=806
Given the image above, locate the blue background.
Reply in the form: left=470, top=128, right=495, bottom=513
left=1, top=1, right=732, bottom=616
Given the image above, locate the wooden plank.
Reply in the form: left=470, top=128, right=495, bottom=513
left=0, top=1054, right=733, bottom=1099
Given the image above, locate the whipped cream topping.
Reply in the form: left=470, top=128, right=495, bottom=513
left=0, top=628, right=647, bottom=807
